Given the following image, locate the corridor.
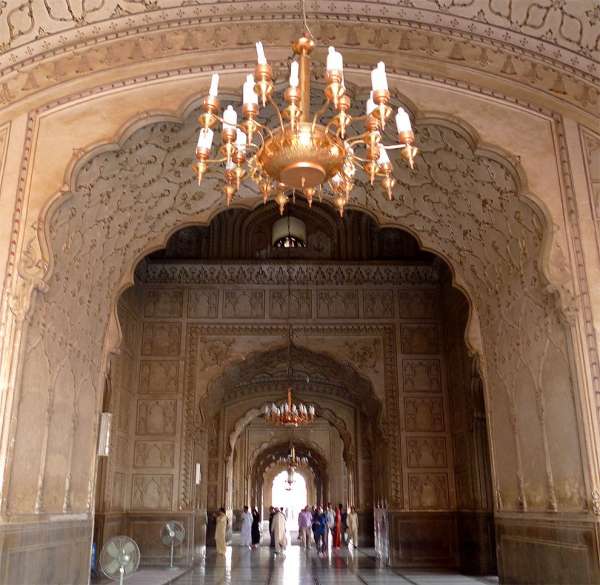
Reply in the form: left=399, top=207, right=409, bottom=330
left=172, top=545, right=499, bottom=585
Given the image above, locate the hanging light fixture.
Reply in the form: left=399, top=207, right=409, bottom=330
left=264, top=383, right=316, bottom=426
left=193, top=0, right=418, bottom=217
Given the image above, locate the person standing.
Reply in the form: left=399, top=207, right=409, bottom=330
left=269, top=506, right=276, bottom=548
left=347, top=506, right=359, bottom=548
left=334, top=503, right=342, bottom=548
left=326, top=503, right=335, bottom=549
left=240, top=505, right=253, bottom=549
left=251, top=507, right=261, bottom=549
left=272, top=507, right=287, bottom=555
left=215, top=508, right=227, bottom=556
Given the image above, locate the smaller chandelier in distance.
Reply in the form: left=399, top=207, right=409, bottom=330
left=264, top=388, right=315, bottom=427
left=193, top=32, right=418, bottom=217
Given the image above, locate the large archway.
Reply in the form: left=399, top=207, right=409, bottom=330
left=0, top=75, right=596, bottom=584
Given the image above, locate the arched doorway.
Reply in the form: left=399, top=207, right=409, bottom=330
left=271, top=470, right=308, bottom=528
left=0, top=90, right=594, bottom=584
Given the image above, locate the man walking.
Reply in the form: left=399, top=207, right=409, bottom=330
left=298, top=506, right=312, bottom=548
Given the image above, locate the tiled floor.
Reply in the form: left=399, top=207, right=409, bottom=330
left=172, top=543, right=499, bottom=585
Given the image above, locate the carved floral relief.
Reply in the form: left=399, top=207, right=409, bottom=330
left=317, top=290, right=359, bottom=319
left=400, top=325, right=440, bottom=355
left=363, top=290, right=394, bottom=319
left=134, top=441, right=176, bottom=468
left=144, top=289, right=184, bottom=318
left=139, top=360, right=179, bottom=394
left=136, top=399, right=177, bottom=436
left=403, top=360, right=442, bottom=392
left=408, top=473, right=450, bottom=510
left=405, top=398, right=445, bottom=432
left=131, top=475, right=173, bottom=510
left=141, top=322, right=182, bottom=356
left=188, top=288, right=219, bottom=319
left=223, top=290, right=265, bottom=318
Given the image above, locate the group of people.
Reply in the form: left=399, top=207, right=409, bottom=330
left=214, top=504, right=358, bottom=557
left=299, top=504, right=359, bottom=557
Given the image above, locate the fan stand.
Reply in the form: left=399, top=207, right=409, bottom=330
left=119, top=566, right=125, bottom=585
left=169, top=540, right=176, bottom=570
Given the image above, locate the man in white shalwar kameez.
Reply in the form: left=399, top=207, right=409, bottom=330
left=271, top=507, right=287, bottom=555
left=240, top=505, right=253, bottom=548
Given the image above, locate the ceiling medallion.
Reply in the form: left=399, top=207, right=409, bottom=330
left=193, top=24, right=418, bottom=216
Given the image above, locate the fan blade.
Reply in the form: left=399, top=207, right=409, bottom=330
left=123, top=541, right=136, bottom=554
left=106, top=541, right=119, bottom=558
left=104, top=558, right=121, bottom=575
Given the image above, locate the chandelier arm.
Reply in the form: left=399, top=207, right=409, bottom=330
left=310, top=99, right=332, bottom=132
left=267, top=95, right=286, bottom=131
left=346, top=132, right=373, bottom=146
left=382, top=143, right=409, bottom=151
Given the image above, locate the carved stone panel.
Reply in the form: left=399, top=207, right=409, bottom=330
left=405, top=398, right=445, bottom=432
left=400, top=325, right=440, bottom=354
left=363, top=290, right=394, bottom=319
left=111, top=472, right=126, bottom=512
left=269, top=289, right=312, bottom=319
left=406, top=437, right=448, bottom=468
left=131, top=475, right=173, bottom=511
left=144, top=288, right=184, bottom=318
left=139, top=360, right=179, bottom=394
left=345, top=339, right=381, bottom=373
left=207, top=484, right=218, bottom=510
left=134, top=441, right=176, bottom=468
left=115, top=436, right=130, bottom=468
left=223, top=289, right=264, bottom=318
left=403, top=359, right=442, bottom=392
left=136, top=399, right=177, bottom=436
left=317, top=290, right=359, bottom=319
left=188, top=288, right=219, bottom=319
left=398, top=290, right=438, bottom=319
left=141, top=322, right=181, bottom=356
left=408, top=473, right=450, bottom=510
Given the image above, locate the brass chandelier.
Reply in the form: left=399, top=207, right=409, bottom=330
left=193, top=16, right=418, bottom=216
left=264, top=387, right=316, bottom=427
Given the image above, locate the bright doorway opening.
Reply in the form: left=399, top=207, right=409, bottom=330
left=272, top=470, right=307, bottom=528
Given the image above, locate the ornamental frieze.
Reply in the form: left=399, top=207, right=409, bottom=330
left=137, top=261, right=440, bottom=286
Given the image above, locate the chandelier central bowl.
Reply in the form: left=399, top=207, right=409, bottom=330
left=257, top=122, right=345, bottom=190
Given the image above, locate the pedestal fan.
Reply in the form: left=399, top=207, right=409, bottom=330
left=160, top=520, right=185, bottom=569
left=99, top=536, right=140, bottom=585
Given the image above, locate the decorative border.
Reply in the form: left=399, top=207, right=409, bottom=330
left=0, top=3, right=597, bottom=82
left=138, top=261, right=440, bottom=286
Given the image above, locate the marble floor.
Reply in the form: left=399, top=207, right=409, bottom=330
left=172, top=543, right=499, bottom=585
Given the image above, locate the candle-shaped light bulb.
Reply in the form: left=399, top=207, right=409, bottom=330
left=366, top=91, right=376, bottom=115
left=209, top=73, right=219, bottom=97
left=223, top=105, right=237, bottom=130
left=377, top=144, right=391, bottom=165
left=243, top=74, right=259, bottom=105
left=236, top=128, right=247, bottom=152
left=395, top=107, right=412, bottom=134
left=197, top=128, right=214, bottom=150
left=256, top=41, right=267, bottom=65
left=371, top=61, right=388, bottom=91
left=326, top=46, right=343, bottom=72
left=289, top=61, right=299, bottom=88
